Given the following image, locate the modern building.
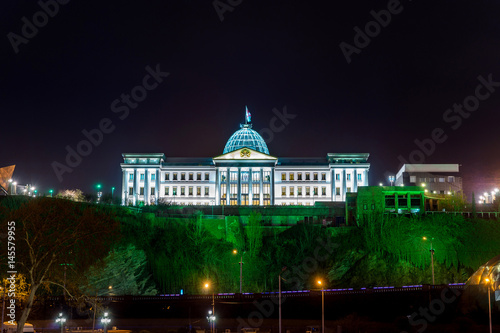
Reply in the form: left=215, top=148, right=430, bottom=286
left=395, top=164, right=462, bottom=195
left=120, top=115, right=370, bottom=206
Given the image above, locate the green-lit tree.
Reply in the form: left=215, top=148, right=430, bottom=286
left=1, top=197, right=119, bottom=333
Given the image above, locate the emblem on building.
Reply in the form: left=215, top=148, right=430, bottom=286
left=240, top=148, right=251, bottom=158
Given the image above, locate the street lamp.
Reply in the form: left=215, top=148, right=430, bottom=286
left=423, top=237, right=435, bottom=285
left=389, top=176, right=395, bottom=186
left=49, top=189, right=54, bottom=197
left=101, top=312, right=111, bottom=333
left=317, top=280, right=325, bottom=333
left=97, top=184, right=102, bottom=202
left=111, top=187, right=115, bottom=199
left=485, top=278, right=492, bottom=333
left=204, top=282, right=215, bottom=333
left=233, top=249, right=245, bottom=293
left=55, top=313, right=66, bottom=333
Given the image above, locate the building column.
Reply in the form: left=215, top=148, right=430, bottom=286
left=122, top=169, right=126, bottom=205
left=237, top=168, right=241, bottom=205
left=215, top=168, right=220, bottom=205
left=156, top=169, right=160, bottom=204
left=331, top=169, right=336, bottom=202
left=260, top=168, right=264, bottom=206
left=133, top=169, right=138, bottom=206
left=226, top=168, right=230, bottom=205
left=342, top=169, right=347, bottom=201
left=144, top=170, right=150, bottom=205
left=270, top=168, right=275, bottom=205
left=364, top=169, right=369, bottom=186
left=353, top=169, right=358, bottom=193
left=249, top=167, right=253, bottom=205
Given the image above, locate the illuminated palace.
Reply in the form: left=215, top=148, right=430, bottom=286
left=120, top=115, right=370, bottom=206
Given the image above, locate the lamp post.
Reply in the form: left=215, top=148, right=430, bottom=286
left=55, top=313, right=66, bottom=333
left=233, top=249, right=245, bottom=293
left=485, top=278, right=492, bottom=333
left=423, top=237, right=435, bottom=285
left=317, top=280, right=325, bottom=333
left=204, top=282, right=215, bottom=333
left=389, top=176, right=395, bottom=186
left=111, top=187, right=115, bottom=199
left=97, top=184, right=102, bottom=203
left=101, top=312, right=111, bottom=333
left=49, top=189, right=54, bottom=197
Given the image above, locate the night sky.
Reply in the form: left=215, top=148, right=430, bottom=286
left=1, top=0, right=500, bottom=198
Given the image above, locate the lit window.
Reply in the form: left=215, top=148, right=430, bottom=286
left=263, top=171, right=271, bottom=182
left=290, top=173, right=294, bottom=181
left=140, top=187, right=144, bottom=195
left=221, top=171, right=227, bottom=182
left=129, top=174, right=134, bottom=181
left=335, top=174, right=340, bottom=181
left=306, top=173, right=310, bottom=181
left=313, top=173, right=318, bottom=181
left=173, top=173, right=178, bottom=181
left=313, top=187, right=318, bottom=195
left=347, top=187, right=351, bottom=192
left=129, top=187, right=133, bottom=195
left=205, top=173, right=210, bottom=181
left=173, top=187, right=177, bottom=196
left=448, top=176, right=455, bottom=183
left=252, top=172, right=260, bottom=182
left=297, top=173, right=302, bottom=181
left=181, top=173, right=186, bottom=181
left=165, top=173, right=169, bottom=181
left=439, top=178, right=445, bottom=183
left=321, top=173, right=326, bottom=181
left=140, top=174, right=145, bottom=181
left=298, top=187, right=302, bottom=196
left=282, top=173, right=286, bottom=181
left=282, top=186, right=286, bottom=196
left=197, top=173, right=201, bottom=181
left=230, top=172, right=238, bottom=181
left=189, top=173, right=193, bottom=181
left=241, top=184, right=249, bottom=194
left=322, top=187, right=326, bottom=196
left=164, top=187, right=169, bottom=195
left=252, top=184, right=260, bottom=194
left=150, top=187, right=155, bottom=195
left=151, top=173, right=156, bottom=181
left=347, top=174, right=351, bottom=181
left=189, top=187, right=193, bottom=196
left=357, top=174, right=362, bottom=181
left=290, top=187, right=294, bottom=196
left=336, top=187, right=340, bottom=195
left=306, top=186, right=310, bottom=196
left=196, top=186, right=201, bottom=196
left=205, top=187, right=209, bottom=196
left=409, top=175, right=416, bottom=183
left=181, top=187, right=185, bottom=196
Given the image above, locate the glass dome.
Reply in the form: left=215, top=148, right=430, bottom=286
left=223, top=124, right=270, bottom=155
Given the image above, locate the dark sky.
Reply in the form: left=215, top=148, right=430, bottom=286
left=1, top=0, right=500, bottom=197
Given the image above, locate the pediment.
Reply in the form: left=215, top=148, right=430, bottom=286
left=213, top=148, right=277, bottom=161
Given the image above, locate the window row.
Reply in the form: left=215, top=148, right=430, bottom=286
left=416, top=176, right=455, bottom=183
left=281, top=186, right=328, bottom=196
left=280, top=172, right=364, bottom=181
left=129, top=186, right=211, bottom=197
left=128, top=172, right=211, bottom=182
left=220, top=171, right=271, bottom=183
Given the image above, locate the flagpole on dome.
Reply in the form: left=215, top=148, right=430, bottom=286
left=245, top=105, right=252, bottom=125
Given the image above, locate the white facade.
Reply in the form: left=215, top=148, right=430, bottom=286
left=121, top=124, right=370, bottom=206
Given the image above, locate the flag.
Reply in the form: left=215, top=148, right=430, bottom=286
left=245, top=106, right=251, bottom=123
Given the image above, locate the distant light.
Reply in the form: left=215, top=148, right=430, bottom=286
left=484, top=192, right=488, bottom=196
left=421, top=183, right=426, bottom=187
left=379, top=183, right=383, bottom=186
left=108, top=285, right=112, bottom=289
left=495, top=188, right=499, bottom=193
left=447, top=191, right=451, bottom=195
left=8, top=179, right=12, bottom=183
left=400, top=184, right=404, bottom=187
left=12, top=182, right=16, bottom=185
left=424, top=189, right=428, bottom=193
